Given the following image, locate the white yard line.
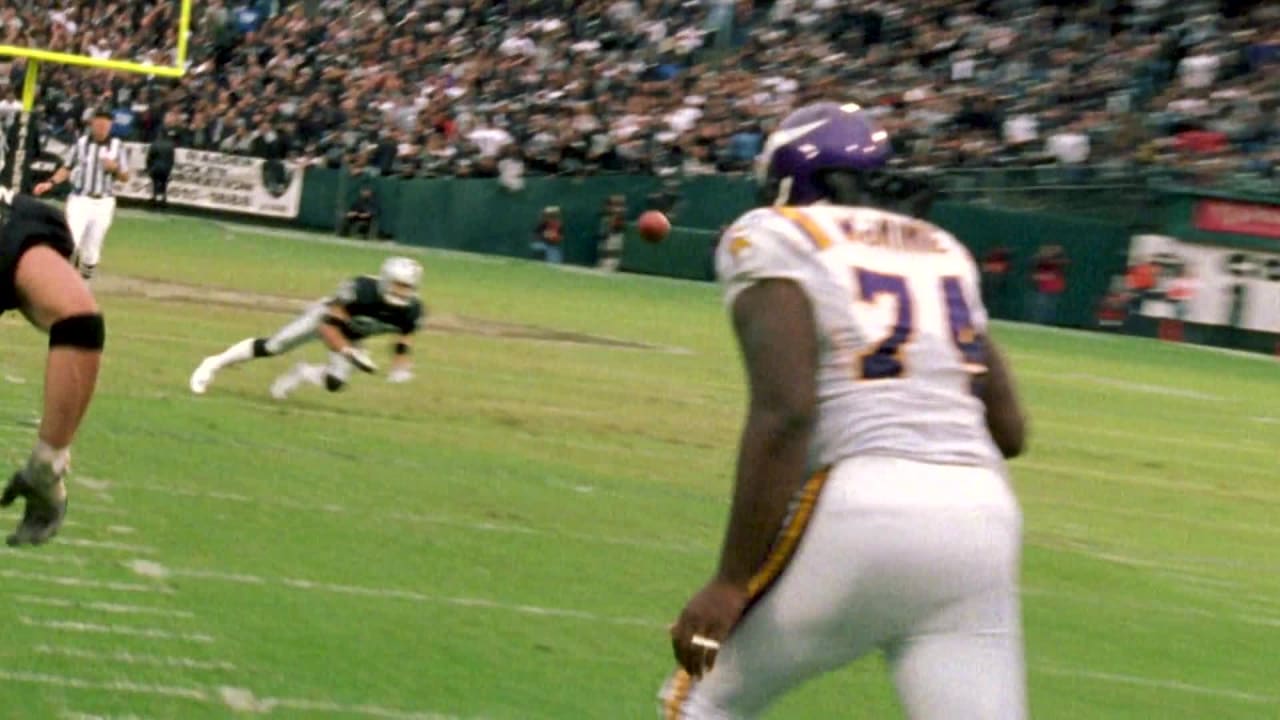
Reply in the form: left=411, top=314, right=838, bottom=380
left=992, top=319, right=1280, bottom=364
left=115, top=485, right=253, bottom=503
left=125, top=559, right=663, bottom=629
left=0, top=569, right=172, bottom=595
left=1036, top=665, right=1280, bottom=705
left=2, top=663, right=471, bottom=719
left=0, top=668, right=208, bottom=701
left=1021, top=586, right=1280, bottom=629
left=1031, top=418, right=1273, bottom=456
left=1, top=549, right=88, bottom=566
left=12, top=594, right=196, bottom=619
left=36, top=645, right=236, bottom=672
left=112, top=481, right=700, bottom=553
left=1021, top=496, right=1280, bottom=537
left=1153, top=570, right=1246, bottom=590
left=1018, top=460, right=1280, bottom=504
left=63, top=707, right=153, bottom=712
left=19, top=616, right=215, bottom=644
left=284, top=577, right=661, bottom=627
left=76, top=477, right=113, bottom=492
left=1044, top=438, right=1276, bottom=482
left=1017, top=369, right=1225, bottom=402
left=60, top=538, right=158, bottom=555
left=28, top=557, right=1273, bottom=713
left=72, top=503, right=129, bottom=517
left=1031, top=541, right=1280, bottom=578
left=218, top=686, right=469, bottom=719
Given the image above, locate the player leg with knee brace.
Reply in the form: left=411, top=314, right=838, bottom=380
left=0, top=191, right=106, bottom=548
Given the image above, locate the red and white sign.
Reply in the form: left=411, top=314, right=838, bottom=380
left=1193, top=199, right=1280, bottom=240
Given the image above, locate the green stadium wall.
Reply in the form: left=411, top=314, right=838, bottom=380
left=295, top=169, right=1277, bottom=353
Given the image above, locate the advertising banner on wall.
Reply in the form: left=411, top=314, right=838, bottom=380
left=111, top=142, right=302, bottom=219
left=1193, top=199, right=1280, bottom=241
left=1128, top=234, right=1280, bottom=333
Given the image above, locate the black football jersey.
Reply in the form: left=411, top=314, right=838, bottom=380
left=327, top=275, right=423, bottom=340
left=0, top=190, right=76, bottom=312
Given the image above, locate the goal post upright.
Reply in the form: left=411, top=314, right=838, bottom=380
left=0, top=0, right=192, bottom=189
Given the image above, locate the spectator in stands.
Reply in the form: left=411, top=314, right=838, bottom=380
left=1030, top=245, right=1069, bottom=326
left=250, top=120, right=286, bottom=162
left=145, top=118, right=177, bottom=209
left=1046, top=118, right=1092, bottom=181
left=220, top=122, right=254, bottom=155
left=339, top=186, right=379, bottom=241
left=981, top=245, right=1013, bottom=319
left=15, top=0, right=1280, bottom=198
left=497, top=145, right=526, bottom=192
left=533, top=206, right=564, bottom=265
left=0, top=90, right=20, bottom=131
left=597, top=195, right=626, bottom=272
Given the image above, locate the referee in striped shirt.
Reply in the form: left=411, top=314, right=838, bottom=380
left=34, top=109, right=129, bottom=281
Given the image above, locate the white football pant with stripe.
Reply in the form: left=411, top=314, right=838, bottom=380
left=660, top=455, right=1026, bottom=719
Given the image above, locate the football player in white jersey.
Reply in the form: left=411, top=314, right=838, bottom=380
left=661, top=102, right=1028, bottom=719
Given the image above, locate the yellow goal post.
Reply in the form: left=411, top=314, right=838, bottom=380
left=1, top=0, right=193, bottom=189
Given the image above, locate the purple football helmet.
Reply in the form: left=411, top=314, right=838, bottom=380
left=756, top=102, right=893, bottom=206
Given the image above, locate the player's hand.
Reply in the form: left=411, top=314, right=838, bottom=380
left=103, top=159, right=119, bottom=173
left=387, top=367, right=412, bottom=384
left=669, top=579, right=748, bottom=679
left=0, top=442, right=70, bottom=547
left=33, top=181, right=54, bottom=196
left=342, top=346, right=377, bottom=373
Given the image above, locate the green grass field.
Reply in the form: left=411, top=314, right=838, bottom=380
left=0, top=211, right=1276, bottom=720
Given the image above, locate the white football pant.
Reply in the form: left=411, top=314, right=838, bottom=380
left=660, top=455, right=1026, bottom=719
left=64, top=195, right=116, bottom=272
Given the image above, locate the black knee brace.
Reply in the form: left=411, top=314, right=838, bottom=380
left=252, top=338, right=273, bottom=357
left=49, top=313, right=105, bottom=350
left=324, top=374, right=345, bottom=392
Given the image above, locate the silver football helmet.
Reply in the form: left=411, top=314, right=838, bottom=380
left=378, top=257, right=422, bottom=307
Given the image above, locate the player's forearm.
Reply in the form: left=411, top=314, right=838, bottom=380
left=714, top=410, right=813, bottom=589
left=49, top=168, right=70, bottom=186
left=39, top=347, right=101, bottom=449
left=980, top=337, right=1026, bottom=458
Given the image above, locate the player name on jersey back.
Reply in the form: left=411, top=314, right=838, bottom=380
left=717, top=205, right=1001, bottom=470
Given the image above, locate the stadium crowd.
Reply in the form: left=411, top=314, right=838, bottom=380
left=0, top=0, right=1277, bottom=186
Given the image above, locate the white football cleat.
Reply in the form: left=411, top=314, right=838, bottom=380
left=269, top=365, right=304, bottom=400
left=189, top=357, right=218, bottom=395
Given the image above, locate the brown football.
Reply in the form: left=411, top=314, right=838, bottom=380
left=637, top=211, right=671, bottom=244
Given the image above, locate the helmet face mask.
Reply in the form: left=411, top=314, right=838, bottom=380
left=378, top=257, right=422, bottom=306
